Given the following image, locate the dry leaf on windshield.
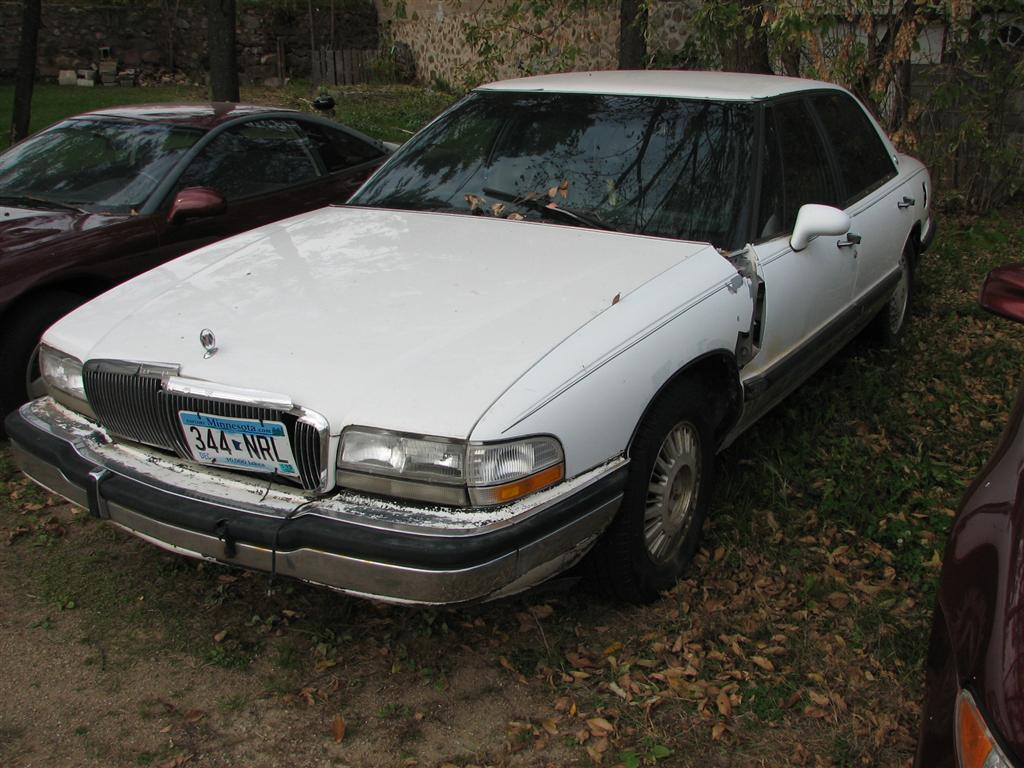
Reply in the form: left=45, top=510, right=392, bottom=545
left=464, top=193, right=483, bottom=211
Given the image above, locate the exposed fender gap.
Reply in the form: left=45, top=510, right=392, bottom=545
left=719, top=245, right=765, bottom=368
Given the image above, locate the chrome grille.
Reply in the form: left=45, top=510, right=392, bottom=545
left=82, top=361, right=327, bottom=491
left=84, top=366, right=174, bottom=451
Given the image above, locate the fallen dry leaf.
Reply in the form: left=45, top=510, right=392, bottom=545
left=751, top=655, right=775, bottom=672
left=330, top=714, right=346, bottom=743
left=716, top=691, right=732, bottom=717
left=586, top=716, right=615, bottom=735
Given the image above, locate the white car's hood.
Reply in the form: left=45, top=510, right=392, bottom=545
left=48, top=207, right=711, bottom=437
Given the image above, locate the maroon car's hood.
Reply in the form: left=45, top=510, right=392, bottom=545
left=0, top=205, right=128, bottom=256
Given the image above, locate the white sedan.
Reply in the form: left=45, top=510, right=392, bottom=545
left=7, top=71, right=934, bottom=605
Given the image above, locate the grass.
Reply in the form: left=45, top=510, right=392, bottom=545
left=0, top=81, right=458, bottom=149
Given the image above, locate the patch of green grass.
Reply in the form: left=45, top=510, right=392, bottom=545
left=377, top=702, right=414, bottom=719
left=217, top=693, right=249, bottom=714
left=323, top=84, right=457, bottom=143
left=743, top=680, right=800, bottom=721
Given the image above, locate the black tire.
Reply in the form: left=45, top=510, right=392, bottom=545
left=867, top=241, right=914, bottom=347
left=585, top=376, right=716, bottom=603
left=0, top=291, right=85, bottom=424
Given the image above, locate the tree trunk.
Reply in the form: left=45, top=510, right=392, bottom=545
left=10, top=0, right=41, bottom=145
left=720, top=0, right=772, bottom=75
left=208, top=0, right=239, bottom=102
left=617, top=0, right=647, bottom=70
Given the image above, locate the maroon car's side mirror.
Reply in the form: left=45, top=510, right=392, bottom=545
left=168, top=187, right=227, bottom=225
left=980, top=264, right=1024, bottom=324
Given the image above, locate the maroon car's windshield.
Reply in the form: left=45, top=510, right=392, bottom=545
left=0, top=118, right=203, bottom=214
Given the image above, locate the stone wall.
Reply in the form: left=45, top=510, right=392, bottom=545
left=375, top=0, right=704, bottom=87
left=378, top=0, right=620, bottom=87
left=0, top=1, right=379, bottom=83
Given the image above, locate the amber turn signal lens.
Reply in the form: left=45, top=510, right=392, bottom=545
left=469, top=463, right=565, bottom=505
left=956, top=690, right=1011, bottom=768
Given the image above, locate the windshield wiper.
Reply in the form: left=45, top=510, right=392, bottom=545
left=482, top=187, right=617, bottom=232
left=0, top=194, right=88, bottom=214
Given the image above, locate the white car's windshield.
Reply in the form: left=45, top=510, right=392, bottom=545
left=352, top=91, right=754, bottom=248
left=0, top=118, right=203, bottom=214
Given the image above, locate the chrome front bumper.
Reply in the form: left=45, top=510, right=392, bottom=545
left=6, top=398, right=626, bottom=605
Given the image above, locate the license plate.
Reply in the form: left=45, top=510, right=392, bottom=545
left=178, top=412, right=299, bottom=478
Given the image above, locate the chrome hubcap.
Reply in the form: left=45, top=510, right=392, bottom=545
left=644, top=421, right=701, bottom=563
left=25, top=343, right=46, bottom=399
left=889, top=252, right=910, bottom=333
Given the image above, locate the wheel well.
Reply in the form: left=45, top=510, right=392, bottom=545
left=627, top=352, right=743, bottom=457
left=0, top=277, right=110, bottom=329
left=909, top=222, right=922, bottom=270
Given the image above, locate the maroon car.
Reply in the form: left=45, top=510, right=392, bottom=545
left=915, top=264, right=1024, bottom=768
left=0, top=102, right=390, bottom=421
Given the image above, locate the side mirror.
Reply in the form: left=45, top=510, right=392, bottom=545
left=980, top=264, right=1024, bottom=324
left=168, top=186, right=226, bottom=225
left=790, top=204, right=851, bottom=252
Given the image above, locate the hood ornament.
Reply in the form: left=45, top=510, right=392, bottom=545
left=199, top=328, right=218, bottom=359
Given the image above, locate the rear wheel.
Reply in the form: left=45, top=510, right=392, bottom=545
left=585, top=377, right=715, bottom=603
left=0, top=291, right=84, bottom=425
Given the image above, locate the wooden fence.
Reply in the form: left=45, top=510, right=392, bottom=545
left=311, top=48, right=376, bottom=86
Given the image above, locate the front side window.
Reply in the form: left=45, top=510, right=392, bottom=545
left=811, top=92, right=896, bottom=206
left=351, top=92, right=754, bottom=248
left=177, top=119, right=321, bottom=201
left=757, top=100, right=841, bottom=240
left=0, top=118, right=202, bottom=213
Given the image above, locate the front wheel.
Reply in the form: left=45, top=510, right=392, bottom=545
left=585, top=377, right=715, bottom=603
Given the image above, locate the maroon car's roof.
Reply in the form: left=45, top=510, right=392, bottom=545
left=75, top=103, right=296, bottom=130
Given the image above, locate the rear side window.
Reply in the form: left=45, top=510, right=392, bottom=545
left=178, top=119, right=321, bottom=201
left=300, top=122, right=384, bottom=172
left=756, top=100, right=840, bottom=240
left=811, top=92, right=896, bottom=206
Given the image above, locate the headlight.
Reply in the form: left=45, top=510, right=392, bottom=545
left=39, top=345, right=93, bottom=417
left=956, top=690, right=1013, bottom=768
left=337, top=427, right=564, bottom=506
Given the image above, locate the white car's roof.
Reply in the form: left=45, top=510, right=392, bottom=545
left=479, top=70, right=843, bottom=101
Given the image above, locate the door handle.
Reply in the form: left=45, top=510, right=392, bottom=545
left=837, top=233, right=862, bottom=249
left=897, top=196, right=916, bottom=209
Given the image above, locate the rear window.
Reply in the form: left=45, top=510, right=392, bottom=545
left=811, top=92, right=896, bottom=206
